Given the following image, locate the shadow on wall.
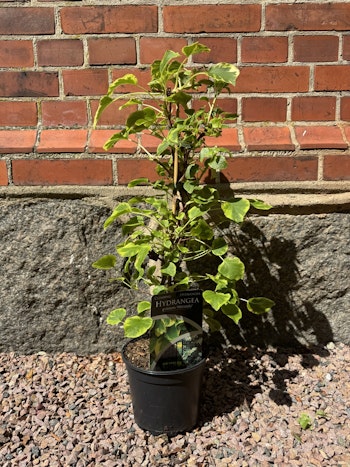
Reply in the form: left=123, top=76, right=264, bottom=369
left=199, top=217, right=333, bottom=424
left=208, top=219, right=334, bottom=349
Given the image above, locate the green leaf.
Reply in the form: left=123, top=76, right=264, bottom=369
left=218, top=257, right=245, bottom=281
left=190, top=218, right=213, bottom=240
left=92, top=255, right=116, bottom=270
left=137, top=301, right=151, bottom=314
left=182, top=42, right=210, bottom=57
left=128, top=178, right=150, bottom=187
left=247, top=297, right=275, bottom=314
left=212, top=238, right=228, bottom=256
left=103, top=130, right=129, bottom=151
left=108, top=74, right=138, bottom=94
left=188, top=206, right=203, bottom=220
left=221, top=198, right=250, bottom=223
left=207, top=153, right=228, bottom=171
left=106, top=308, right=126, bottom=325
left=203, top=290, right=230, bottom=311
left=121, top=216, right=144, bottom=235
left=104, top=202, right=133, bottom=229
left=160, top=50, right=180, bottom=74
left=222, top=303, right=242, bottom=324
left=117, top=242, right=142, bottom=258
left=126, top=108, right=156, bottom=131
left=249, top=199, right=273, bottom=210
left=208, top=63, right=240, bottom=86
left=298, top=413, right=312, bottom=430
left=124, top=316, right=153, bottom=338
left=161, top=262, right=177, bottom=277
left=93, top=95, right=113, bottom=127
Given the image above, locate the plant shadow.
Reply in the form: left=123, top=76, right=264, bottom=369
left=196, top=200, right=334, bottom=424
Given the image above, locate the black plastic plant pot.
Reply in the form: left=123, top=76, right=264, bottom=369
left=122, top=340, right=206, bottom=436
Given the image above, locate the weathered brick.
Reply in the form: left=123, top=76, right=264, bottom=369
left=41, top=101, right=87, bottom=127
left=0, top=7, right=54, bottom=35
left=12, top=159, right=113, bottom=186
left=0, top=130, right=36, bottom=153
left=117, top=159, right=157, bottom=185
left=0, top=40, right=34, bottom=67
left=340, top=97, right=350, bottom=121
left=294, top=36, right=339, bottom=62
left=222, top=156, right=318, bottom=182
left=140, top=37, right=187, bottom=64
left=266, top=3, right=350, bottom=31
left=89, top=130, right=137, bottom=154
left=241, top=36, right=287, bottom=63
left=163, top=5, right=261, bottom=33
left=0, top=160, right=8, bottom=186
left=314, top=66, right=350, bottom=91
left=243, top=126, right=294, bottom=151
left=234, top=66, right=309, bottom=93
left=111, top=68, right=151, bottom=93
left=37, top=130, right=87, bottom=153
left=0, top=71, right=59, bottom=97
left=0, top=101, right=37, bottom=127
left=60, top=6, right=157, bottom=34
left=295, top=125, right=347, bottom=149
left=88, top=38, right=136, bottom=65
left=91, top=99, right=136, bottom=127
left=63, top=69, right=108, bottom=97
left=344, top=35, right=350, bottom=60
left=37, top=40, right=83, bottom=67
left=323, top=155, right=350, bottom=180
left=205, top=128, right=240, bottom=151
left=242, top=97, right=287, bottom=122
left=292, top=97, right=336, bottom=121
left=192, top=38, right=237, bottom=64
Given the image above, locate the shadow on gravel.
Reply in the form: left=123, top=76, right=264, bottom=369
left=198, top=217, right=333, bottom=425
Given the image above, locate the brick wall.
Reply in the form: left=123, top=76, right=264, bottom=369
left=0, top=1, right=350, bottom=188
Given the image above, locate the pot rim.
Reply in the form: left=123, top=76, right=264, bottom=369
left=122, top=338, right=206, bottom=376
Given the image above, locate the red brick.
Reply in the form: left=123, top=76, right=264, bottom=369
left=234, top=66, right=309, bottom=93
left=344, top=35, right=350, bottom=60
left=266, top=3, right=350, bottom=31
left=295, top=125, right=347, bottom=149
left=163, top=5, right=261, bottom=33
left=0, top=130, right=36, bottom=153
left=89, top=130, right=137, bottom=154
left=111, top=68, right=151, bottom=93
left=37, top=129, right=87, bottom=153
left=294, top=36, right=339, bottom=62
left=63, top=69, right=108, bottom=96
left=315, top=65, right=350, bottom=91
left=340, top=97, right=350, bottom=121
left=192, top=38, right=237, bottom=64
left=0, top=7, right=54, bottom=34
left=91, top=99, right=136, bottom=127
left=323, top=155, right=350, bottom=180
left=192, top=98, right=238, bottom=122
left=41, top=101, right=87, bottom=127
left=140, top=37, right=187, bottom=64
left=0, top=160, right=8, bottom=186
left=88, top=38, right=136, bottom=65
left=242, top=98, right=287, bottom=122
left=292, top=96, right=336, bottom=121
left=117, top=159, right=158, bottom=184
left=60, top=6, right=157, bottom=34
left=37, top=40, right=83, bottom=67
left=12, top=159, right=113, bottom=186
left=0, top=101, right=37, bottom=127
left=205, top=128, right=240, bottom=151
left=241, top=37, right=287, bottom=63
left=343, top=125, right=350, bottom=145
left=243, top=126, right=294, bottom=151
left=222, top=156, right=318, bottom=182
left=0, top=71, right=59, bottom=98
left=0, top=41, right=34, bottom=67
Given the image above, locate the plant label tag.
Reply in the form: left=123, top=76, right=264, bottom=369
left=150, top=289, right=203, bottom=371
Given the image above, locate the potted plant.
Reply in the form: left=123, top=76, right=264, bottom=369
left=92, top=42, right=274, bottom=435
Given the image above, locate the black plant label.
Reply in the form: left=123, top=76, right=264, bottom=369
left=150, top=289, right=203, bottom=371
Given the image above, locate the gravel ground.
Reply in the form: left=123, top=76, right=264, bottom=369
left=0, top=342, right=349, bottom=467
